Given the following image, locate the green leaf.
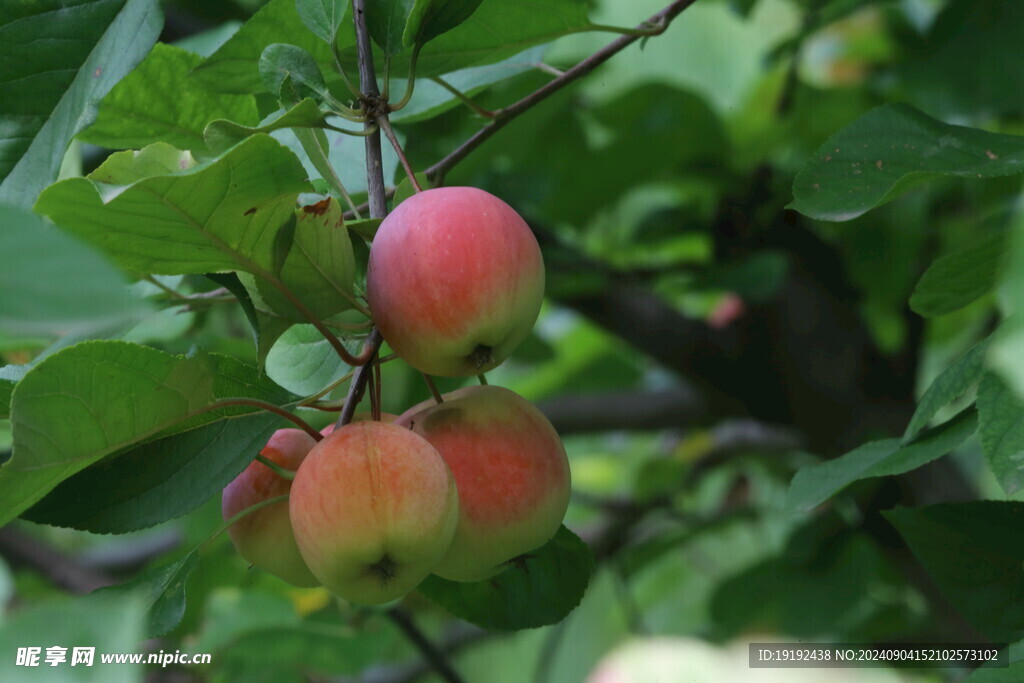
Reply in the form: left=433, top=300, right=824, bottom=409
left=78, top=43, right=259, bottom=153
left=257, top=197, right=358, bottom=322
left=791, top=104, right=1024, bottom=221
left=192, top=0, right=350, bottom=94
left=418, top=525, right=594, bottom=630
left=259, top=43, right=332, bottom=105
left=910, top=232, right=1008, bottom=317
left=977, top=372, right=1024, bottom=495
left=0, top=204, right=150, bottom=339
left=404, top=0, right=484, bottom=48
left=339, top=0, right=591, bottom=79
left=296, top=0, right=349, bottom=45
left=786, top=407, right=978, bottom=512
left=35, top=135, right=311, bottom=276
left=97, top=551, right=199, bottom=637
left=885, top=501, right=1024, bottom=642
left=0, top=592, right=145, bottom=681
left=904, top=334, right=993, bottom=440
left=392, top=172, right=431, bottom=207
left=367, top=0, right=417, bottom=56
left=1, top=341, right=288, bottom=526
left=23, top=412, right=281, bottom=533
left=266, top=325, right=350, bottom=396
left=0, top=0, right=163, bottom=208
left=204, top=98, right=328, bottom=154
left=88, top=142, right=197, bottom=184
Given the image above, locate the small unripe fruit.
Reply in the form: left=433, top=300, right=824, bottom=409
left=367, top=187, right=544, bottom=377
left=290, top=421, right=458, bottom=604
left=398, top=385, right=570, bottom=582
left=222, top=429, right=319, bottom=587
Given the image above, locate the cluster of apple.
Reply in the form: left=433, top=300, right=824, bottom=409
left=222, top=188, right=571, bottom=605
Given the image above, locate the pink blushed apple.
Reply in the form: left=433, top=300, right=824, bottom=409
left=289, top=421, right=458, bottom=604
left=366, top=187, right=544, bottom=377
left=222, top=428, right=319, bottom=587
left=398, top=385, right=571, bottom=582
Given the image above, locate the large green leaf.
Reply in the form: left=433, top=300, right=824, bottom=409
left=904, top=333, right=993, bottom=440
left=35, top=135, right=311, bottom=276
left=791, top=104, right=1024, bottom=221
left=418, top=525, right=594, bottom=630
left=192, top=0, right=351, bottom=94
left=910, top=231, right=1008, bottom=317
left=259, top=44, right=333, bottom=105
left=0, top=204, right=149, bottom=339
left=78, top=43, right=259, bottom=153
left=0, top=593, right=145, bottom=681
left=296, top=0, right=349, bottom=46
left=404, top=0, right=485, bottom=48
left=786, top=407, right=978, bottom=512
left=339, top=0, right=592, bottom=79
left=1, top=341, right=288, bottom=526
left=976, top=372, right=1024, bottom=495
left=0, top=0, right=163, bottom=208
left=886, top=502, right=1024, bottom=642
left=367, top=0, right=417, bottom=56
left=96, top=551, right=199, bottom=638
left=23, top=412, right=282, bottom=533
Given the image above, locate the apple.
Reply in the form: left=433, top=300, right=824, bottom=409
left=397, top=385, right=571, bottom=581
left=289, top=421, right=458, bottom=604
left=366, top=187, right=545, bottom=377
left=222, top=428, right=319, bottom=587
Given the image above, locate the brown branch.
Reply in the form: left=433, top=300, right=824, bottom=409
left=424, top=0, right=700, bottom=186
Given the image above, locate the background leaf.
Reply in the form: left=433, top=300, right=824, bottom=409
left=296, top=0, right=349, bottom=45
left=786, top=407, right=978, bottom=512
left=910, top=231, right=1008, bottom=317
left=976, top=372, right=1024, bottom=495
left=97, top=551, right=199, bottom=637
left=404, top=0, right=485, bottom=48
left=791, top=104, right=1024, bottom=221
left=266, top=324, right=350, bottom=396
left=886, top=502, right=1024, bottom=642
left=0, top=0, right=163, bottom=207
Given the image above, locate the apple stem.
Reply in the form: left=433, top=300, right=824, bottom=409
left=335, top=328, right=384, bottom=429
left=430, top=76, right=497, bottom=119
left=477, top=373, right=488, bottom=386
left=255, top=455, right=296, bottom=481
left=422, top=373, right=444, bottom=404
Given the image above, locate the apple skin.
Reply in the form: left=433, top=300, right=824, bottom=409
left=289, top=421, right=459, bottom=604
left=222, top=429, right=319, bottom=587
left=319, top=412, right=398, bottom=438
left=397, top=385, right=571, bottom=582
left=366, top=187, right=545, bottom=377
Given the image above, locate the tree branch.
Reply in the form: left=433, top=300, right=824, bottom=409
left=424, top=0, right=700, bottom=185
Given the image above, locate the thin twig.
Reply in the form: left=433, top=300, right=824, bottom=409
left=216, top=398, right=323, bottom=441
left=422, top=374, right=444, bottom=404
left=430, top=76, right=496, bottom=118
left=387, top=607, right=467, bottom=683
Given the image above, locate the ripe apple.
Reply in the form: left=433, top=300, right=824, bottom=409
left=222, top=429, right=319, bottom=587
left=397, top=385, right=571, bottom=582
left=289, top=421, right=458, bottom=604
left=366, top=187, right=545, bottom=377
